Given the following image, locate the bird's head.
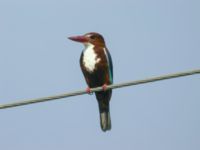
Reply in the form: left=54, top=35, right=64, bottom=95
left=68, top=32, right=105, bottom=47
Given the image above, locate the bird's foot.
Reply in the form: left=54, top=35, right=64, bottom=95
left=86, top=87, right=93, bottom=95
left=102, top=84, right=108, bottom=91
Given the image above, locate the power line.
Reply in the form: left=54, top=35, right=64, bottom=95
left=0, top=69, right=200, bottom=109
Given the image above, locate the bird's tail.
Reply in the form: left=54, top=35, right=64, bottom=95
left=96, top=91, right=112, bottom=132
left=99, top=107, right=111, bottom=132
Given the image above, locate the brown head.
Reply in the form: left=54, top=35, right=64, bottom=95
left=68, top=32, right=106, bottom=47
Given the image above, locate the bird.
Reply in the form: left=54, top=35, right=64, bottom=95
left=68, top=32, right=113, bottom=132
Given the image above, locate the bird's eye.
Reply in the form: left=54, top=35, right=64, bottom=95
left=90, top=35, right=96, bottom=39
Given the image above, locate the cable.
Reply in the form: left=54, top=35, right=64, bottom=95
left=0, top=69, right=200, bottom=109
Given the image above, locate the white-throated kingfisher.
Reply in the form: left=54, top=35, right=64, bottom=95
left=68, top=32, right=113, bottom=132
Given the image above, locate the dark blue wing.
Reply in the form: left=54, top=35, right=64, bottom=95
left=106, top=49, right=113, bottom=83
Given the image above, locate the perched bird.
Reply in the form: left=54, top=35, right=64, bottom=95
left=68, top=32, right=113, bottom=132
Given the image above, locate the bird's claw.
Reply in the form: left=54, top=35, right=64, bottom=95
left=102, top=84, right=108, bottom=91
left=86, top=87, right=93, bottom=95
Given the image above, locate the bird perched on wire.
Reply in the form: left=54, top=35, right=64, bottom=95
left=68, top=32, right=113, bottom=132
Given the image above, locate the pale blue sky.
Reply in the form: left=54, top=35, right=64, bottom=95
left=0, top=0, right=200, bottom=150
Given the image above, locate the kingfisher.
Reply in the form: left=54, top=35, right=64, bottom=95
left=68, top=32, right=113, bottom=132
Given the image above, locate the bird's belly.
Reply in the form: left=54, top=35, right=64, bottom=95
left=83, top=65, right=110, bottom=88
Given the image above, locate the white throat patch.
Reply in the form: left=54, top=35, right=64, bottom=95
left=83, top=43, right=101, bottom=72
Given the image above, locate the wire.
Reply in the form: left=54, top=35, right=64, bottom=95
left=0, top=69, right=200, bottom=109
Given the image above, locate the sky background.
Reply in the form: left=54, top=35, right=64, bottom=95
left=0, top=0, right=200, bottom=150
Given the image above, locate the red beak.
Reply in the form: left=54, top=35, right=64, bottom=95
left=68, top=35, right=88, bottom=43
